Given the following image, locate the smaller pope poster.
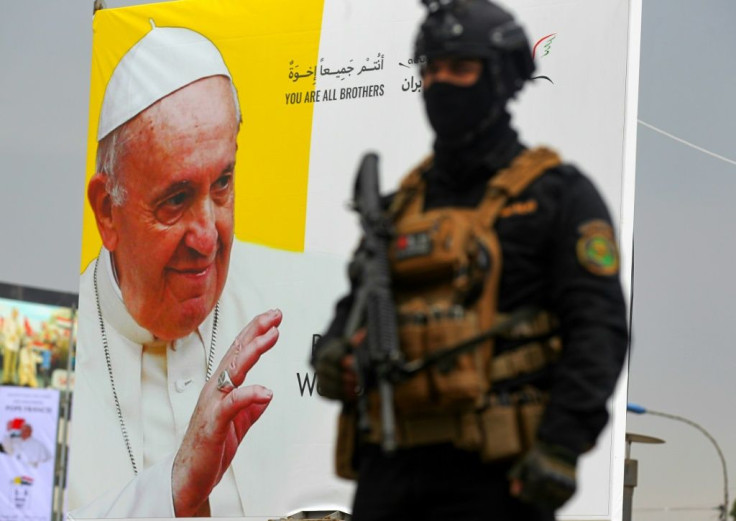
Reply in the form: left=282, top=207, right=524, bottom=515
left=0, top=387, right=60, bottom=521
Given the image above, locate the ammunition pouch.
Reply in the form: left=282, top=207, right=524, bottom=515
left=389, top=211, right=487, bottom=302
left=393, top=301, right=562, bottom=404
left=390, top=386, right=548, bottom=460
left=334, top=384, right=551, bottom=479
left=393, top=299, right=490, bottom=413
left=477, top=387, right=548, bottom=462
left=374, top=335, right=556, bottom=457
left=334, top=334, right=560, bottom=479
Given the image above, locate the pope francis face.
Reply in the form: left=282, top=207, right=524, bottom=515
left=90, top=76, right=238, bottom=341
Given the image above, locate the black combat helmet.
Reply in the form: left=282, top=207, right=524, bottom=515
left=415, top=0, right=535, bottom=100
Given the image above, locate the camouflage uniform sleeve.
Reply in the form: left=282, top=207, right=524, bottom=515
left=536, top=168, right=629, bottom=455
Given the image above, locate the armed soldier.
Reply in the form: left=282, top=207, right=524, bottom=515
left=313, top=1, right=628, bottom=519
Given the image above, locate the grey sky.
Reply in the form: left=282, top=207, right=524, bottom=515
left=628, top=0, right=736, bottom=519
left=1, top=0, right=735, bottom=519
left=0, top=1, right=90, bottom=294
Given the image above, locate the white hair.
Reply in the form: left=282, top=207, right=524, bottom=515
left=96, top=124, right=130, bottom=206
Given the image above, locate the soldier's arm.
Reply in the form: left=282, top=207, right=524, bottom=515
left=312, top=282, right=365, bottom=401
left=537, top=168, right=629, bottom=455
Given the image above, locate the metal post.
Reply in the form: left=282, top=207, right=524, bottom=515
left=628, top=403, right=729, bottom=521
left=54, top=305, right=76, bottom=521
left=623, top=433, right=664, bottom=521
left=623, top=456, right=637, bottom=521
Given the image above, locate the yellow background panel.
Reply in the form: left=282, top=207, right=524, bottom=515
left=81, top=0, right=325, bottom=271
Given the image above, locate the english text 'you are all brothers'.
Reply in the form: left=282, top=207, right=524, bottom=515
left=285, top=84, right=385, bottom=105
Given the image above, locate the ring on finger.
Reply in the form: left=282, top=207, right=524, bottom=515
left=216, top=369, right=236, bottom=393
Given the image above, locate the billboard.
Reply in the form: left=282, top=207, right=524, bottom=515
left=69, top=0, right=638, bottom=519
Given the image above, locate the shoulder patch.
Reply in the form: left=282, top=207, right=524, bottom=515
left=576, top=220, right=619, bottom=276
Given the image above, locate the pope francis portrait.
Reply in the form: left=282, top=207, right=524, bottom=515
left=67, top=24, right=282, bottom=518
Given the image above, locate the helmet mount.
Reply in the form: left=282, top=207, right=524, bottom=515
left=415, top=0, right=534, bottom=100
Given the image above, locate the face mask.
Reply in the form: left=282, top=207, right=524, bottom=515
left=422, top=73, right=500, bottom=142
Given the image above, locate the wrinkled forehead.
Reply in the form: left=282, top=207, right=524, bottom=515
left=112, top=78, right=240, bottom=195
left=133, top=76, right=239, bottom=133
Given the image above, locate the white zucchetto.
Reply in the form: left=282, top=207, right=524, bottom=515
left=97, top=21, right=235, bottom=141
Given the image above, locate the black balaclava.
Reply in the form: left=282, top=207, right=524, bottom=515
left=423, top=64, right=501, bottom=143
left=429, top=108, right=522, bottom=192
left=424, top=63, right=522, bottom=190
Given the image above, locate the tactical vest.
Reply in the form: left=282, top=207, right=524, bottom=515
left=336, top=147, right=564, bottom=479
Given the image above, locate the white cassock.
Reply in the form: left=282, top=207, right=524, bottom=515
left=67, top=241, right=354, bottom=519
left=68, top=244, right=255, bottom=517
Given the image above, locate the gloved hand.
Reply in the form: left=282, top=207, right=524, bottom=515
left=313, top=337, right=356, bottom=401
left=508, top=441, right=578, bottom=511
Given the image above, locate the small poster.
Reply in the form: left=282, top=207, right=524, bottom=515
left=0, top=387, right=60, bottom=521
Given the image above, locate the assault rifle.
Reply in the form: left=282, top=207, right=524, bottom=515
left=343, top=152, right=402, bottom=453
